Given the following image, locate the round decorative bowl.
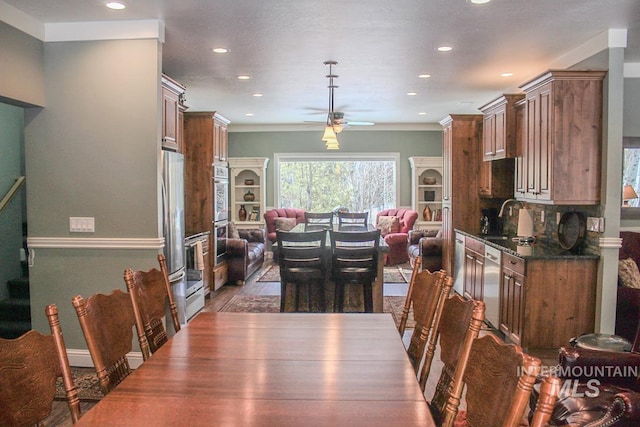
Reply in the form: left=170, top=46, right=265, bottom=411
left=243, top=191, right=255, bottom=201
left=244, top=179, right=254, bottom=185
left=423, top=176, right=437, bottom=185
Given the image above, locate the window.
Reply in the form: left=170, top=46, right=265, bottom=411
left=275, top=153, right=399, bottom=219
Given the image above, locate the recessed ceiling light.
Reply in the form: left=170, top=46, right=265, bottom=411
left=501, top=72, right=513, bottom=77
left=252, top=93, right=263, bottom=97
left=245, top=113, right=254, bottom=116
left=470, top=0, right=491, bottom=4
left=418, top=74, right=431, bottom=79
left=407, top=92, right=417, bottom=96
left=237, top=75, right=251, bottom=80
left=106, top=1, right=126, bottom=10
left=418, top=112, right=427, bottom=115
left=212, top=47, right=228, bottom=54
left=460, top=101, right=473, bottom=105
left=437, top=46, right=453, bottom=52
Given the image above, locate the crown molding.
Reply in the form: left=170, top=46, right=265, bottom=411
left=228, top=123, right=443, bottom=132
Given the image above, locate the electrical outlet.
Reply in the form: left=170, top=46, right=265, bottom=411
left=587, top=217, right=605, bottom=232
left=556, top=212, right=561, bottom=223
left=540, top=211, right=544, bottom=223
left=70, top=217, right=95, bottom=232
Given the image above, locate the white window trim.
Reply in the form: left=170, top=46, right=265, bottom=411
left=273, top=152, right=401, bottom=209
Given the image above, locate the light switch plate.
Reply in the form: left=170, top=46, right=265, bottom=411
left=586, top=216, right=604, bottom=232
left=70, top=217, right=95, bottom=232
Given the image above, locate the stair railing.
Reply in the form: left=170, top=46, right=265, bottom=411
left=0, top=176, right=25, bottom=215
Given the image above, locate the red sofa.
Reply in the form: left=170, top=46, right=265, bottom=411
left=375, top=208, right=418, bottom=265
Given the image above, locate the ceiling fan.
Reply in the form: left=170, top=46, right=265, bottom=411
left=306, top=61, right=375, bottom=136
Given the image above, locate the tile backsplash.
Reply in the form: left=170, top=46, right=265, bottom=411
left=502, top=203, right=601, bottom=255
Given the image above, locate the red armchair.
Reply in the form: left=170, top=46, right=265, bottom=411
left=263, top=208, right=306, bottom=244
left=375, top=208, right=418, bottom=265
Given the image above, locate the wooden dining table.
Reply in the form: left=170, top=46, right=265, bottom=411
left=75, top=312, right=434, bottom=426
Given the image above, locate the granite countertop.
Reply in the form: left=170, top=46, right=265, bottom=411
left=455, top=229, right=600, bottom=260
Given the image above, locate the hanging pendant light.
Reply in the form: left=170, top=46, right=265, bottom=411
left=321, top=60, right=340, bottom=150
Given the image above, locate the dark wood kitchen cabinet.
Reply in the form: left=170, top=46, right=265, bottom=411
left=499, top=252, right=597, bottom=349
left=440, top=114, right=483, bottom=274
left=517, top=70, right=605, bottom=205
left=464, top=237, right=484, bottom=302
left=480, top=94, right=524, bottom=161
left=184, top=111, right=231, bottom=292
left=161, top=74, right=186, bottom=152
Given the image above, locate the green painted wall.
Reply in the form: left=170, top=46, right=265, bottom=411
left=624, top=78, right=640, bottom=137
left=23, top=39, right=162, bottom=348
left=0, top=103, right=25, bottom=300
left=228, top=129, right=442, bottom=207
left=0, top=22, right=44, bottom=107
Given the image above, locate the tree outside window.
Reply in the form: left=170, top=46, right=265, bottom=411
left=276, top=154, right=398, bottom=219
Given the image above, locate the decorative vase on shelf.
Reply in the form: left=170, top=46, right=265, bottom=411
left=423, top=176, right=437, bottom=185
left=238, top=205, right=247, bottom=221
left=423, top=205, right=432, bottom=221
left=243, top=191, right=255, bottom=201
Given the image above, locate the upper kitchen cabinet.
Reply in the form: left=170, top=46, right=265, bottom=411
left=213, top=114, right=230, bottom=162
left=517, top=70, right=606, bottom=205
left=161, top=74, right=187, bottom=152
left=480, top=94, right=524, bottom=161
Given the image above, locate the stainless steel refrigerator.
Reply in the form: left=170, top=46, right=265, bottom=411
left=161, top=150, right=188, bottom=328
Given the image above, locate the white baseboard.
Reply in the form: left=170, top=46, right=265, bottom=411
left=67, top=348, right=144, bottom=369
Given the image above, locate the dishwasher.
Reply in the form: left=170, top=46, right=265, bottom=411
left=453, top=232, right=465, bottom=295
left=483, top=245, right=501, bottom=329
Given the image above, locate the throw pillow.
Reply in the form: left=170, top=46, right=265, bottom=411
left=228, top=221, right=240, bottom=239
left=619, top=258, right=640, bottom=289
left=377, top=216, right=400, bottom=236
left=274, top=217, right=297, bottom=232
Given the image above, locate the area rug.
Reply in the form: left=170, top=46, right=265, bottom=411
left=257, top=264, right=410, bottom=283
left=55, top=367, right=103, bottom=402
left=219, top=294, right=414, bottom=329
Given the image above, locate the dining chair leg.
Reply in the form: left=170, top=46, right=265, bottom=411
left=294, top=284, right=300, bottom=312
left=318, top=281, right=327, bottom=312
left=334, top=281, right=344, bottom=312
left=280, top=282, right=287, bottom=312
left=363, top=283, right=373, bottom=313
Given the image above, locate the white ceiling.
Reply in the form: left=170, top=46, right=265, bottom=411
left=3, top=0, right=640, bottom=130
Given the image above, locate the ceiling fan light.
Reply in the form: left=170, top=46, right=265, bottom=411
left=332, top=124, right=344, bottom=134
left=322, top=125, right=337, bottom=141
left=325, top=139, right=340, bottom=150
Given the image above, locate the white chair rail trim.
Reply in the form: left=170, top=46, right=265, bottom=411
left=27, top=237, right=164, bottom=250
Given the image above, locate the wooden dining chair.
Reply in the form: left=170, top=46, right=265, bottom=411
left=72, top=289, right=137, bottom=395
left=123, top=253, right=181, bottom=359
left=397, top=256, right=422, bottom=336
left=329, top=229, right=380, bottom=312
left=402, top=264, right=454, bottom=376
left=529, top=375, right=561, bottom=427
left=0, top=304, right=81, bottom=426
left=304, top=211, right=334, bottom=228
left=337, top=211, right=369, bottom=229
left=450, top=334, right=545, bottom=427
left=421, top=294, right=485, bottom=424
left=276, top=228, right=328, bottom=312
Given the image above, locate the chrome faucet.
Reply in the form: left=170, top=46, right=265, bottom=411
left=497, top=198, right=517, bottom=218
